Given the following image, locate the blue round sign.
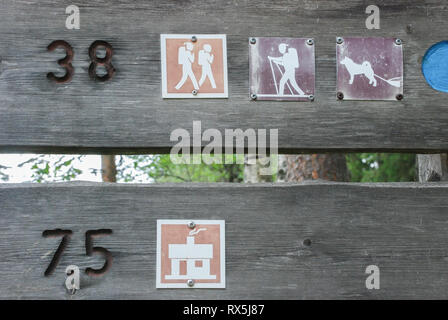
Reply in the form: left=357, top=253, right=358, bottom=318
left=422, top=41, right=448, bottom=93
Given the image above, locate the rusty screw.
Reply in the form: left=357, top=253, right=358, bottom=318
left=306, top=39, right=314, bottom=46
left=250, top=38, right=256, bottom=45
left=337, top=92, right=344, bottom=100
left=396, top=93, right=404, bottom=100
left=336, top=37, right=344, bottom=44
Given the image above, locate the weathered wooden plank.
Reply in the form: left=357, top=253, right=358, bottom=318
left=1, top=182, right=448, bottom=299
left=1, top=0, right=448, bottom=153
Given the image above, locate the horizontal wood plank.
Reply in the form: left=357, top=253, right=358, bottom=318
left=1, top=182, right=448, bottom=299
left=0, top=0, right=448, bottom=153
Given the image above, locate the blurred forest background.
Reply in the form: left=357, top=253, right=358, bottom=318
left=0, top=153, right=416, bottom=183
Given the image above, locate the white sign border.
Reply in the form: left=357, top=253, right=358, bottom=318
left=160, top=34, right=229, bottom=98
left=156, top=219, right=226, bottom=289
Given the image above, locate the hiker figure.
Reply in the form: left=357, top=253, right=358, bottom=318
left=175, top=42, right=199, bottom=90
left=198, top=44, right=217, bottom=88
left=268, top=43, right=304, bottom=96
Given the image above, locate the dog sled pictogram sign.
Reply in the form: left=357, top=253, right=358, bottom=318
left=336, top=37, right=403, bottom=101
left=249, top=37, right=315, bottom=101
left=156, top=220, right=225, bottom=288
left=160, top=34, right=228, bottom=98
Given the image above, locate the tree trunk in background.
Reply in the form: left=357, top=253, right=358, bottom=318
left=101, top=155, right=117, bottom=182
left=243, top=154, right=273, bottom=183
left=277, top=155, right=288, bottom=182
left=283, top=154, right=349, bottom=182
left=417, top=154, right=448, bottom=182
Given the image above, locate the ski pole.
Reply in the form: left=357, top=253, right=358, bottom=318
left=269, top=58, right=279, bottom=94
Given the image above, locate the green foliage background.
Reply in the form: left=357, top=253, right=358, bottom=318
left=0, top=153, right=416, bottom=183
left=16, top=155, right=84, bottom=183
left=346, top=153, right=416, bottom=182
left=117, top=155, right=244, bottom=183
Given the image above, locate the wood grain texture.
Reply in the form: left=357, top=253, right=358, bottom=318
left=1, top=182, right=448, bottom=299
left=0, top=0, right=448, bottom=153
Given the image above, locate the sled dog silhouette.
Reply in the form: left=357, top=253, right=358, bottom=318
left=340, top=56, right=377, bottom=87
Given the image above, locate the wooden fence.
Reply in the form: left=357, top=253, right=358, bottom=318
left=1, top=182, right=448, bottom=299
left=1, top=0, right=448, bottom=299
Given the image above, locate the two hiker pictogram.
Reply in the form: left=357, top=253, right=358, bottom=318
left=161, top=34, right=228, bottom=98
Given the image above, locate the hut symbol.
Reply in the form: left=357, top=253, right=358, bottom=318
left=165, top=228, right=216, bottom=280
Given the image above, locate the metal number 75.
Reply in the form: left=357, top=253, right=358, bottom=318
left=42, top=229, right=113, bottom=276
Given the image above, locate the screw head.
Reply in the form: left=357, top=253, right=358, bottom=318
left=188, top=221, right=196, bottom=229
left=249, top=38, right=256, bottom=45
left=396, top=93, right=404, bottom=100
left=306, top=38, right=314, bottom=46
left=191, top=36, right=197, bottom=43
left=192, top=89, right=198, bottom=95
left=250, top=93, right=257, bottom=100
left=395, top=38, right=402, bottom=45
left=308, top=94, right=314, bottom=101
left=336, top=37, right=344, bottom=44
left=337, top=92, right=344, bottom=100
left=187, top=279, right=195, bottom=287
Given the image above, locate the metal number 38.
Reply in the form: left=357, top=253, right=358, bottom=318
left=47, top=40, right=115, bottom=83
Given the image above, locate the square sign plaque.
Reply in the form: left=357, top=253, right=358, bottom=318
left=156, top=220, right=225, bottom=289
left=249, top=37, right=315, bottom=101
left=160, top=34, right=228, bottom=98
left=336, top=37, right=403, bottom=101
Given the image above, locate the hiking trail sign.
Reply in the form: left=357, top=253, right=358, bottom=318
left=249, top=37, right=315, bottom=101
left=156, top=220, right=225, bottom=288
left=160, top=34, right=228, bottom=98
left=336, top=37, right=403, bottom=101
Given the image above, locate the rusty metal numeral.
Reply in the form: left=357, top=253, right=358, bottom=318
left=85, top=229, right=113, bottom=276
left=47, top=40, right=74, bottom=84
left=42, top=229, right=73, bottom=276
left=88, top=40, right=115, bottom=81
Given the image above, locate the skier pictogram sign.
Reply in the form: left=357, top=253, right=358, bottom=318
left=156, top=220, right=225, bottom=288
left=336, top=37, right=404, bottom=100
left=160, top=34, right=228, bottom=98
left=249, top=37, right=315, bottom=101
